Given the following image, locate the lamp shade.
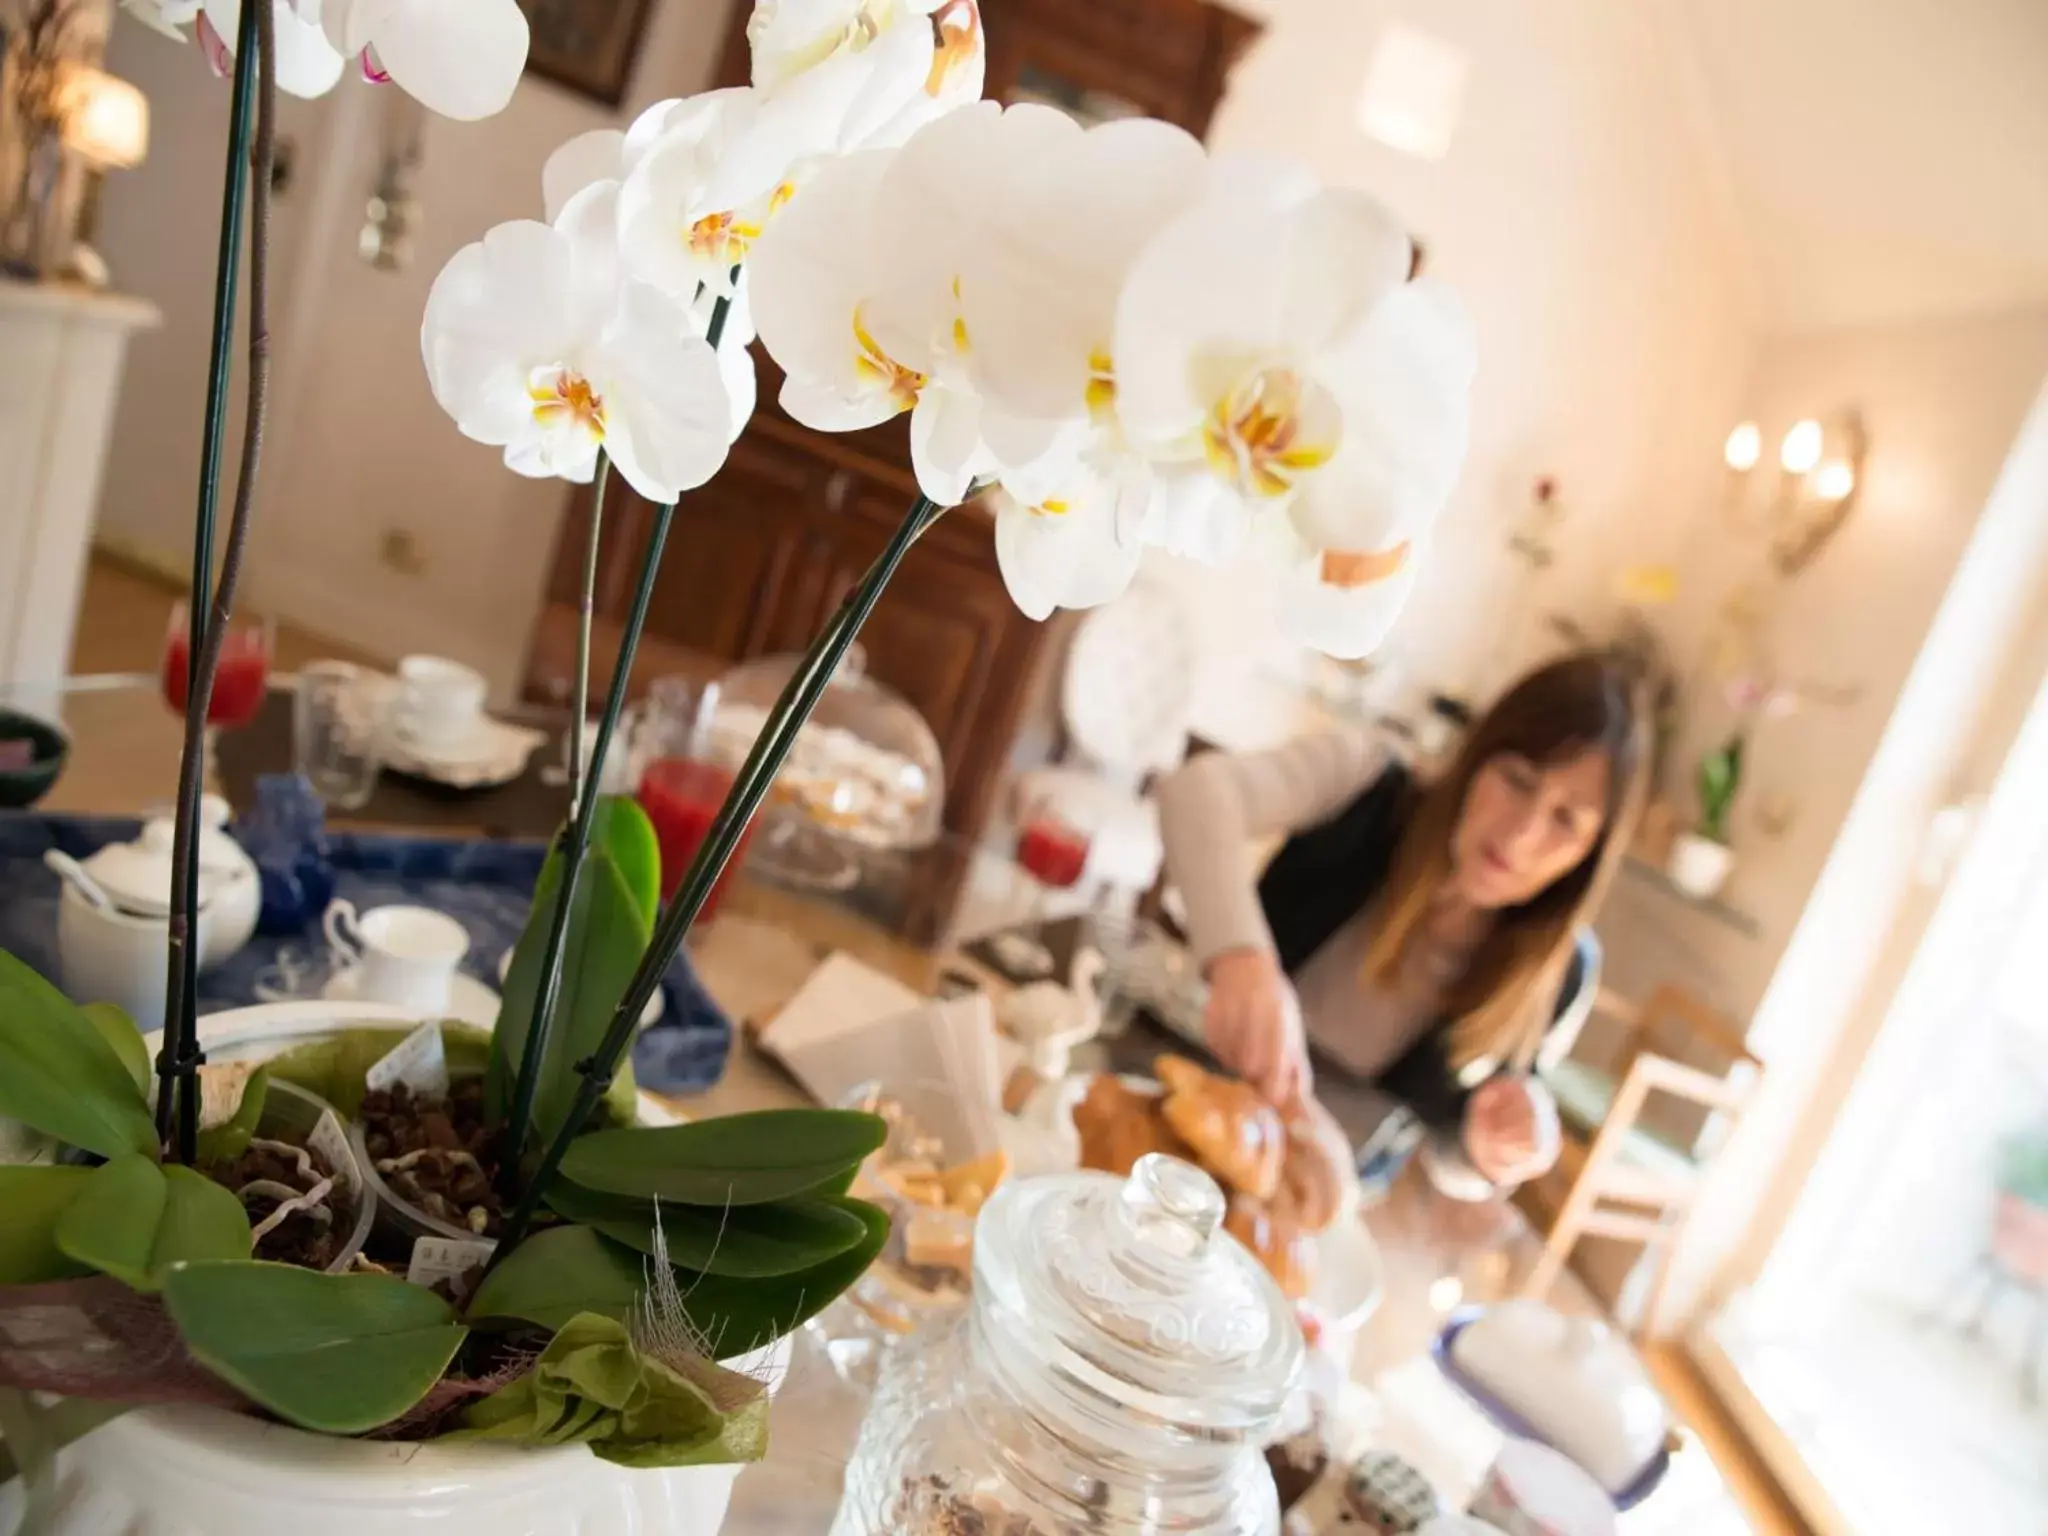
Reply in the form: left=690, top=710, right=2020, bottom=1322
left=56, top=65, right=150, bottom=170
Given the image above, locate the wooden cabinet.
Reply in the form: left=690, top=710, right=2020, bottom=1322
left=524, top=0, right=1258, bottom=840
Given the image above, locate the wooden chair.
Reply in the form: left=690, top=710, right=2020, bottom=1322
left=1524, top=983, right=1762, bottom=1334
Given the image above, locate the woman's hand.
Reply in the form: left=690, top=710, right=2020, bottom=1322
left=1203, top=948, right=1310, bottom=1106
left=1461, top=1077, right=1560, bottom=1186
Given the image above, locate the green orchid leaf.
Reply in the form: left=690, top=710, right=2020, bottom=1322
left=466, top=1224, right=649, bottom=1332
left=0, top=1165, right=94, bottom=1285
left=195, top=1067, right=270, bottom=1167
left=55, top=1155, right=251, bottom=1292
left=445, top=1311, right=767, bottom=1468
left=542, top=1181, right=871, bottom=1278
left=559, top=1110, right=886, bottom=1207
left=597, top=797, right=661, bottom=926
left=163, top=1261, right=468, bottom=1434
left=0, top=949, right=156, bottom=1160
left=489, top=841, right=651, bottom=1146
left=674, top=1196, right=889, bottom=1360
left=81, top=1003, right=150, bottom=1096
left=265, top=1023, right=491, bottom=1119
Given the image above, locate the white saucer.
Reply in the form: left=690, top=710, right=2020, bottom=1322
left=380, top=714, right=547, bottom=790
left=321, top=967, right=502, bottom=1029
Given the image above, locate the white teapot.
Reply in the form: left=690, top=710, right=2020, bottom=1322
left=54, top=796, right=261, bottom=1031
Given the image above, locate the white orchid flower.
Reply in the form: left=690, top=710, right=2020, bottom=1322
left=615, top=90, right=811, bottom=303
left=747, top=148, right=944, bottom=475
left=322, top=0, right=529, bottom=121
left=991, top=424, right=1149, bottom=620
left=953, top=113, right=1208, bottom=430
left=538, top=124, right=762, bottom=448
left=127, top=0, right=527, bottom=115
left=186, top=0, right=346, bottom=100
left=747, top=0, right=983, bottom=156
left=1113, top=179, right=1475, bottom=565
left=1271, top=537, right=1425, bottom=660
left=422, top=184, right=734, bottom=503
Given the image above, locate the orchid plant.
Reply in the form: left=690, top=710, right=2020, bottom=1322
left=404, top=0, right=1477, bottom=1251
left=2, top=0, right=1481, bottom=1488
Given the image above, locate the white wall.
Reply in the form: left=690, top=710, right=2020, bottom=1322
left=95, top=0, right=737, bottom=696
left=1152, top=0, right=1751, bottom=750
left=1595, top=311, right=2048, bottom=1024
left=1649, top=316, right=2048, bottom=1328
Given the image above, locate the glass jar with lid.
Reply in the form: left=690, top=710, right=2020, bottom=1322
left=710, top=644, right=944, bottom=891
left=831, top=1154, right=1303, bottom=1535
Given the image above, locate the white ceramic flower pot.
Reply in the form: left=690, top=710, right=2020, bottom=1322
left=0, top=1000, right=786, bottom=1536
left=1665, top=831, right=1734, bottom=900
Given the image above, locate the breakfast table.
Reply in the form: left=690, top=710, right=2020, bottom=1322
left=12, top=671, right=1744, bottom=1534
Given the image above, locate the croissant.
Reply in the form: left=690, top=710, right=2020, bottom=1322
left=1273, top=1122, right=1346, bottom=1233
left=1155, top=1055, right=1284, bottom=1200
left=1073, top=1075, right=1192, bottom=1177
left=1225, top=1193, right=1315, bottom=1300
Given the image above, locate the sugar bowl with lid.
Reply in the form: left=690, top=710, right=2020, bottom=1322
left=831, top=1152, right=1305, bottom=1535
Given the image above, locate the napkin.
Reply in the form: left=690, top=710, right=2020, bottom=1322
left=757, top=951, right=1016, bottom=1153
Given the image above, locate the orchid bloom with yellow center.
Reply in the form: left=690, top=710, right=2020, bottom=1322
left=1199, top=366, right=1339, bottom=501
left=852, top=308, right=928, bottom=412
left=528, top=368, right=606, bottom=446
left=747, top=0, right=985, bottom=155
left=422, top=186, right=735, bottom=502
left=1111, top=177, right=1473, bottom=653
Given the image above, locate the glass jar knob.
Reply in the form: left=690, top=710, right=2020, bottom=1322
left=1117, top=1152, right=1224, bottom=1259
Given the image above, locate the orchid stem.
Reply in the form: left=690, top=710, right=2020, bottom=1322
left=567, top=456, right=610, bottom=804
left=495, top=490, right=947, bottom=1256
left=495, top=290, right=739, bottom=1188
left=496, top=496, right=671, bottom=1194
left=155, top=0, right=272, bottom=1160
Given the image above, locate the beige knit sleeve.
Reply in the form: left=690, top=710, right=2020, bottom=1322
left=1155, top=724, right=1391, bottom=970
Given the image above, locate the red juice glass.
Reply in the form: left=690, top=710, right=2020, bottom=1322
left=161, top=602, right=273, bottom=730
left=1017, top=816, right=1090, bottom=890
left=639, top=756, right=756, bottom=922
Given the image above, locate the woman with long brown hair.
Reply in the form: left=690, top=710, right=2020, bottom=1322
left=1157, top=652, right=1646, bottom=1184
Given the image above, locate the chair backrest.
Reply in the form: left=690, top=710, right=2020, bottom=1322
left=1060, top=586, right=1196, bottom=780
left=1619, top=984, right=1760, bottom=1157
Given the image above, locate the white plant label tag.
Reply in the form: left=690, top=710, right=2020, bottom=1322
left=406, top=1236, right=497, bottom=1290
left=307, top=1107, right=361, bottom=1199
left=365, top=1021, right=449, bottom=1099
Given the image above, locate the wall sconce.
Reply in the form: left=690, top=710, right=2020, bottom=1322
left=52, top=63, right=148, bottom=288
left=1721, top=410, right=1867, bottom=578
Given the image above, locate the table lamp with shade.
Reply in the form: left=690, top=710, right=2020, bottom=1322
left=52, top=62, right=146, bottom=288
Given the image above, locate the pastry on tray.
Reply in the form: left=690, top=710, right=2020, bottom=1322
left=1069, top=1059, right=1325, bottom=1299
left=1273, top=1121, right=1346, bottom=1234
left=1224, top=1193, right=1314, bottom=1301
left=1154, top=1054, right=1284, bottom=1200
left=1072, top=1074, right=1192, bottom=1176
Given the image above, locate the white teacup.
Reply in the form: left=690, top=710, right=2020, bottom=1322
left=391, top=655, right=486, bottom=749
left=323, top=900, right=468, bottom=1014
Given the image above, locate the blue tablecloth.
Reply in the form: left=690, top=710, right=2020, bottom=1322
left=0, top=811, right=732, bottom=1093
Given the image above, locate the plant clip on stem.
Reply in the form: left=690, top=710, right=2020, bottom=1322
left=154, top=0, right=275, bottom=1162
left=496, top=288, right=739, bottom=1184
left=493, top=490, right=946, bottom=1254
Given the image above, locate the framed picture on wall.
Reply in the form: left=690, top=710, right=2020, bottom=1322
left=517, top=0, right=658, bottom=107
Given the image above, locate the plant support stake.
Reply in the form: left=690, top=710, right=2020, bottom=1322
left=155, top=0, right=274, bottom=1160
left=496, top=290, right=738, bottom=1175
left=497, top=491, right=945, bottom=1252
left=567, top=456, right=610, bottom=803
